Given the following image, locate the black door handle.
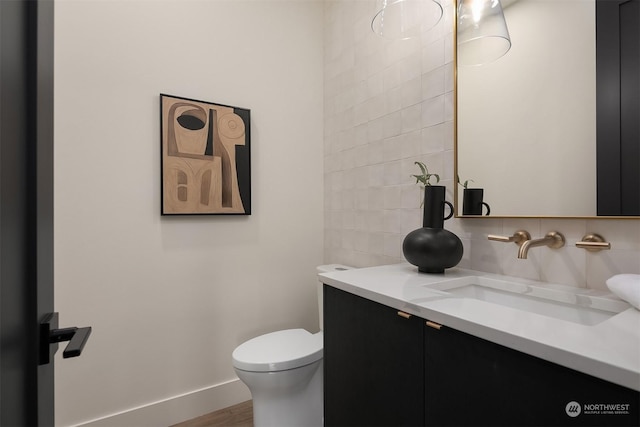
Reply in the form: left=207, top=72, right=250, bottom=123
left=39, top=312, right=92, bottom=365
left=49, top=326, right=92, bottom=358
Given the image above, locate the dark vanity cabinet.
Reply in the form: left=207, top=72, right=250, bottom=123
left=324, top=284, right=640, bottom=427
left=425, top=323, right=639, bottom=426
left=324, top=285, right=424, bottom=426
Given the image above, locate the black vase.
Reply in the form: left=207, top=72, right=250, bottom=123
left=462, top=188, right=491, bottom=216
left=402, top=186, right=463, bottom=274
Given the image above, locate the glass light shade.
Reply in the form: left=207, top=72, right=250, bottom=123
left=372, top=0, right=444, bottom=40
left=458, top=0, right=511, bottom=66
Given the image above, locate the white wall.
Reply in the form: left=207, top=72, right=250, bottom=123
left=323, top=0, right=640, bottom=288
left=54, top=1, right=324, bottom=425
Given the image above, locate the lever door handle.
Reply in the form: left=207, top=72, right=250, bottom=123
left=50, top=326, right=92, bottom=358
left=40, top=313, right=92, bottom=365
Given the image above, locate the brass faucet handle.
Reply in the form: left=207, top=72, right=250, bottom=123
left=576, top=234, right=611, bottom=252
left=545, top=231, right=566, bottom=249
left=487, top=230, right=531, bottom=246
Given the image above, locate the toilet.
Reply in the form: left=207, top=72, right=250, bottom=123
left=232, top=264, right=352, bottom=427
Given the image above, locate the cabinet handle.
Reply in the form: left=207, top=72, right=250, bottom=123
left=397, top=311, right=411, bottom=319
left=426, top=321, right=442, bottom=330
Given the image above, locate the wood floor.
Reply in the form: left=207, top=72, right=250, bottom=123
left=171, top=400, right=253, bottom=427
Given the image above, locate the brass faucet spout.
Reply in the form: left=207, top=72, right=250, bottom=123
left=518, top=231, right=565, bottom=259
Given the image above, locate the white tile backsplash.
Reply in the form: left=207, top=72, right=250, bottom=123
left=586, top=249, right=640, bottom=290
left=400, top=52, right=423, bottom=84
left=421, top=95, right=445, bottom=127
left=538, top=246, right=587, bottom=287
left=367, top=139, right=385, bottom=165
left=383, top=186, right=402, bottom=210
left=400, top=130, right=423, bottom=159
left=382, top=160, right=403, bottom=186
left=323, top=0, right=639, bottom=288
left=382, top=111, right=403, bottom=139
left=366, top=118, right=384, bottom=142
left=422, top=38, right=445, bottom=73
left=353, top=103, right=368, bottom=127
left=502, top=218, right=542, bottom=239
left=382, top=209, right=403, bottom=234
left=354, top=123, right=368, bottom=146
left=400, top=76, right=423, bottom=108
left=401, top=104, right=422, bottom=134
left=382, top=64, right=402, bottom=92
left=368, top=231, right=384, bottom=254
left=383, top=232, right=403, bottom=258
left=468, top=238, right=504, bottom=274
left=385, top=87, right=403, bottom=116
left=422, top=66, right=445, bottom=100
left=367, top=94, right=386, bottom=120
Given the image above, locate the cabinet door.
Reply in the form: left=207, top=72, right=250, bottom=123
left=424, top=324, right=639, bottom=426
left=324, top=285, right=424, bottom=427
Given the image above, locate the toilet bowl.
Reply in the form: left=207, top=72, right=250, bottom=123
left=231, top=264, right=352, bottom=427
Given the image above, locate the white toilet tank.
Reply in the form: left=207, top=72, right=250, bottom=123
left=316, top=264, right=352, bottom=331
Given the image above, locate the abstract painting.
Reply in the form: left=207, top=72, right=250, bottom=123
left=160, top=94, right=251, bottom=215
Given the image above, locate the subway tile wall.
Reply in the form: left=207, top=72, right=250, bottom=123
left=323, top=0, right=639, bottom=289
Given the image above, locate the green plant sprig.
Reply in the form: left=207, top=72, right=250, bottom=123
left=412, top=161, right=440, bottom=187
left=457, top=174, right=474, bottom=189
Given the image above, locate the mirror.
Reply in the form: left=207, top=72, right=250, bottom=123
left=455, top=0, right=639, bottom=218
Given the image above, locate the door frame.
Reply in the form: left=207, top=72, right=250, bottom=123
left=0, top=0, right=55, bottom=425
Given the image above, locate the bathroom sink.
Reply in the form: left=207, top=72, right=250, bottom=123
left=422, top=276, right=630, bottom=326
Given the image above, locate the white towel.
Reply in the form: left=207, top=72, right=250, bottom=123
left=606, top=274, right=640, bottom=310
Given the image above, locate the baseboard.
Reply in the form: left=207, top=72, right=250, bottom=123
left=71, top=378, right=251, bottom=427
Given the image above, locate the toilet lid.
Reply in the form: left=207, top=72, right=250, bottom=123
left=232, top=329, right=323, bottom=372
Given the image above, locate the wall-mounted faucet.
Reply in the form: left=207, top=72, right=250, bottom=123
left=488, top=230, right=566, bottom=259
left=517, top=231, right=565, bottom=259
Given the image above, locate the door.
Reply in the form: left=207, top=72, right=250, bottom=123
left=596, top=0, right=640, bottom=216
left=1, top=0, right=55, bottom=425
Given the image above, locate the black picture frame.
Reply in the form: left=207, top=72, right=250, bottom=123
left=160, top=94, right=251, bottom=215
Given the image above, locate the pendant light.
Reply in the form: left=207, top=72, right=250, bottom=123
left=457, top=0, right=511, bottom=65
left=372, top=0, right=444, bottom=40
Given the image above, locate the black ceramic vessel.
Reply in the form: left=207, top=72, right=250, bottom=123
left=462, top=188, right=491, bottom=216
left=402, top=186, right=463, bottom=274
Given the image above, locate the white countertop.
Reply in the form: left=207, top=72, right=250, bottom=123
left=319, top=263, right=640, bottom=392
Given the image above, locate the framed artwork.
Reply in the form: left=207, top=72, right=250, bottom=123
left=160, top=94, right=251, bottom=215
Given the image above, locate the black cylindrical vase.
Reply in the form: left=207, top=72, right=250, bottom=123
left=462, top=188, right=490, bottom=216
left=422, top=185, right=452, bottom=228
left=402, top=186, right=463, bottom=274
